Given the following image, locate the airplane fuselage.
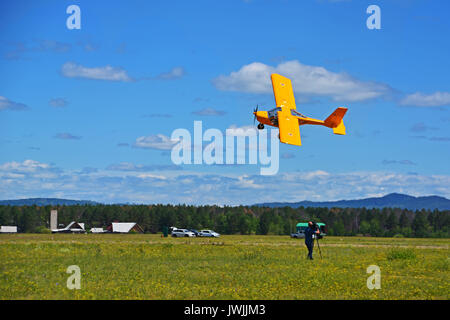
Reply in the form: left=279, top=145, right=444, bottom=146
left=254, top=108, right=325, bottom=129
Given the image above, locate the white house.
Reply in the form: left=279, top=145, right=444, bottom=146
left=106, top=222, right=144, bottom=233
left=52, top=221, right=86, bottom=233
left=0, top=226, right=17, bottom=233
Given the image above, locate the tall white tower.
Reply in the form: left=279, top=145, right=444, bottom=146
left=50, top=210, right=58, bottom=230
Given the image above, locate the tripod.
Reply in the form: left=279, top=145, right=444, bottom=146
left=315, top=236, right=323, bottom=259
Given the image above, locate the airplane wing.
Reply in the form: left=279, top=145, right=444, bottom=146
left=277, top=109, right=301, bottom=146
left=271, top=74, right=297, bottom=110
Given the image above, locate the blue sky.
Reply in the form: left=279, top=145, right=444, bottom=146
left=1, top=0, right=449, bottom=205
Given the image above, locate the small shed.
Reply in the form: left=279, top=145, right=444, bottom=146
left=0, top=226, right=18, bottom=233
left=106, top=222, right=144, bottom=234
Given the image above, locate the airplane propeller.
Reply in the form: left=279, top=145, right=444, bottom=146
left=253, top=104, right=259, bottom=124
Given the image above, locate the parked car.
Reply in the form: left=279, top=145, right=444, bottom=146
left=290, top=232, right=305, bottom=238
left=171, top=229, right=196, bottom=237
left=198, top=230, right=220, bottom=237
left=169, top=226, right=177, bottom=233
left=188, top=229, right=200, bottom=236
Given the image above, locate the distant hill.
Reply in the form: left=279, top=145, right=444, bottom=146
left=254, top=193, right=450, bottom=211
left=0, top=198, right=99, bottom=206
left=1, top=193, right=450, bottom=210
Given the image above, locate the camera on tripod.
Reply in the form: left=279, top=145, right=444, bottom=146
left=311, top=221, right=323, bottom=240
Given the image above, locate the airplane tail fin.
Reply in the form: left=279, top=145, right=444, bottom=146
left=324, top=107, right=347, bottom=135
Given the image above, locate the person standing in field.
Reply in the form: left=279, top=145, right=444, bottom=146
left=305, top=221, right=320, bottom=260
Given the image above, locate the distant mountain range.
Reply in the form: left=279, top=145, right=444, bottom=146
left=254, top=193, right=450, bottom=211
left=0, top=198, right=99, bottom=206
left=1, top=193, right=449, bottom=210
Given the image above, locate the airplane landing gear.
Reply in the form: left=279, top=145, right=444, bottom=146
left=257, top=123, right=264, bottom=130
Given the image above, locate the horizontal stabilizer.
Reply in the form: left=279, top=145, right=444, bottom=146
left=333, top=121, right=346, bottom=135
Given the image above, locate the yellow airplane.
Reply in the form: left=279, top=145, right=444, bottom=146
left=253, top=74, right=348, bottom=146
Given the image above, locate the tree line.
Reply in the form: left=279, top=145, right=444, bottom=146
left=0, top=204, right=448, bottom=238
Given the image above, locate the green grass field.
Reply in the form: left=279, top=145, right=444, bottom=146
left=0, top=234, right=448, bottom=300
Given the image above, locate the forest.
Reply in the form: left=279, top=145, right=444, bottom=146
left=0, top=204, right=448, bottom=238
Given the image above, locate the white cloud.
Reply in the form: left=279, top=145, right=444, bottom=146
left=0, top=96, right=28, bottom=111
left=281, top=152, right=295, bottom=159
left=107, top=162, right=141, bottom=171
left=192, top=108, right=226, bottom=116
left=54, top=132, right=81, bottom=140
left=212, top=60, right=393, bottom=102
left=133, top=134, right=179, bottom=150
left=117, top=143, right=129, bottom=147
left=303, top=170, right=330, bottom=180
left=156, top=67, right=185, bottom=80
left=226, top=125, right=258, bottom=136
left=61, top=62, right=132, bottom=82
left=106, top=162, right=181, bottom=172
left=3, top=40, right=71, bottom=60
left=38, top=40, right=71, bottom=53
left=412, top=135, right=450, bottom=142
left=137, top=173, right=167, bottom=180
left=49, top=98, right=68, bottom=107
left=410, top=122, right=437, bottom=133
left=142, top=114, right=173, bottom=118
left=0, top=160, right=51, bottom=173
left=236, top=174, right=264, bottom=189
left=1, top=159, right=449, bottom=205
left=400, top=91, right=450, bottom=107
left=382, top=160, right=417, bottom=166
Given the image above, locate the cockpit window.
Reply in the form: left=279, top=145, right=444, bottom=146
left=268, top=107, right=281, bottom=119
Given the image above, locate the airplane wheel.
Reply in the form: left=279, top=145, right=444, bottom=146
left=257, top=123, right=264, bottom=130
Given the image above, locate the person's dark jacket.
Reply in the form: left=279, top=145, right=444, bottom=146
left=304, top=227, right=315, bottom=245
